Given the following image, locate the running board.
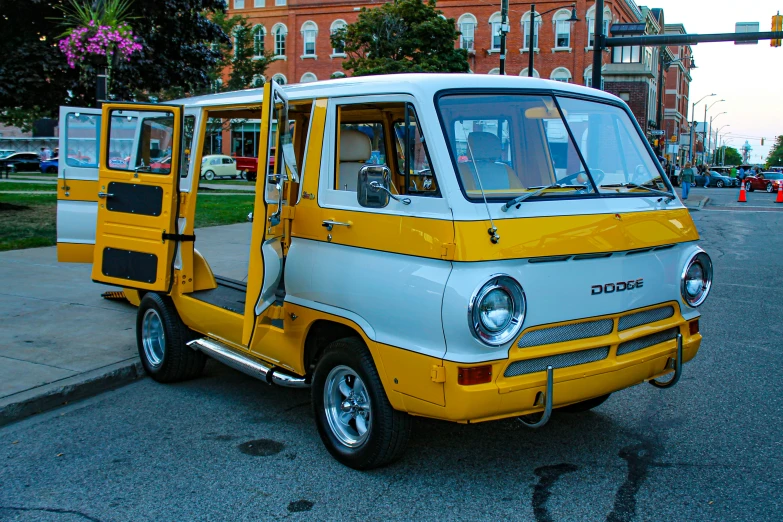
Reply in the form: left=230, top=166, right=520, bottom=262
left=187, top=338, right=309, bottom=389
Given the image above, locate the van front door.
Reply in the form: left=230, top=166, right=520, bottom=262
left=91, top=104, right=183, bottom=291
left=243, top=81, right=290, bottom=345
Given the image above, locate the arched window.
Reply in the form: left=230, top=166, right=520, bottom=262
left=586, top=6, right=612, bottom=48
left=552, top=9, right=572, bottom=49
left=519, top=68, right=540, bottom=78
left=212, top=78, right=223, bottom=93
left=521, top=11, right=542, bottom=50
left=330, top=19, right=347, bottom=55
left=584, top=65, right=605, bottom=89
left=272, top=23, right=287, bottom=57
left=272, top=73, right=287, bottom=85
left=301, top=21, right=317, bottom=57
left=550, top=67, right=572, bottom=83
left=232, top=25, right=246, bottom=56
left=458, top=13, right=477, bottom=51
left=331, top=71, right=346, bottom=79
left=251, top=74, right=265, bottom=88
left=252, top=25, right=265, bottom=56
left=488, top=67, right=501, bottom=75
left=300, top=72, right=317, bottom=83
left=489, top=12, right=503, bottom=51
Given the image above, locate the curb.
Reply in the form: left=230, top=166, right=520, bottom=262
left=0, top=360, right=144, bottom=428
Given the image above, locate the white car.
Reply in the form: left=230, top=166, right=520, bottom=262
left=200, top=154, right=239, bottom=180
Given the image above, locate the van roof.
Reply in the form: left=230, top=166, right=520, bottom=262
left=173, top=73, right=621, bottom=108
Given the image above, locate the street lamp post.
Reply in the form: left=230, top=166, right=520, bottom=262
left=702, top=99, right=725, bottom=163
left=715, top=126, right=731, bottom=165
left=527, top=4, right=579, bottom=77
left=690, top=93, right=715, bottom=164
left=708, top=112, right=727, bottom=162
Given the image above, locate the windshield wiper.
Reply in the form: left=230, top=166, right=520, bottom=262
left=601, top=182, right=675, bottom=203
left=501, top=183, right=587, bottom=212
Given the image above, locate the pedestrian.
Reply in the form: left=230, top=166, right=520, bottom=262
left=730, top=165, right=737, bottom=179
left=681, top=161, right=695, bottom=200
left=739, top=166, right=746, bottom=181
left=39, top=147, right=49, bottom=161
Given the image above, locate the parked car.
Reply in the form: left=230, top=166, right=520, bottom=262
left=711, top=166, right=740, bottom=187
left=0, top=150, right=15, bottom=159
left=744, top=172, right=783, bottom=193
left=200, top=154, right=239, bottom=180
left=695, top=171, right=732, bottom=188
left=40, top=157, right=59, bottom=173
left=234, top=150, right=275, bottom=182
left=0, top=152, right=40, bottom=172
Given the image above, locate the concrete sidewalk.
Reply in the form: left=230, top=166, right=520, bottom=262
left=0, top=223, right=252, bottom=426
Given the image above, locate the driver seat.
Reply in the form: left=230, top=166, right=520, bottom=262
left=458, top=132, right=523, bottom=191
left=337, top=129, right=372, bottom=191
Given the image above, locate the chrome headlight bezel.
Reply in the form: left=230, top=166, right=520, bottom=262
left=468, top=274, right=526, bottom=346
left=681, top=249, right=713, bottom=307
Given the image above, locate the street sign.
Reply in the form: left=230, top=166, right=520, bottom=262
left=650, top=130, right=665, bottom=135
left=736, top=22, right=761, bottom=44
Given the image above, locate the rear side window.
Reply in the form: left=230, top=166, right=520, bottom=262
left=65, top=113, right=101, bottom=168
left=107, top=110, right=174, bottom=174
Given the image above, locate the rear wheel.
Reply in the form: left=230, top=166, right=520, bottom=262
left=766, top=183, right=774, bottom=193
left=716, top=180, right=724, bottom=188
left=46, top=166, right=57, bottom=173
left=136, top=293, right=205, bottom=383
left=312, top=337, right=411, bottom=469
left=203, top=170, right=215, bottom=181
left=246, top=172, right=257, bottom=182
left=746, top=181, right=754, bottom=192
left=558, top=393, right=611, bottom=413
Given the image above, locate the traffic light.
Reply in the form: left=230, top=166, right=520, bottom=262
left=653, top=139, right=659, bottom=147
left=772, top=13, right=782, bottom=47
left=762, top=137, right=765, bottom=146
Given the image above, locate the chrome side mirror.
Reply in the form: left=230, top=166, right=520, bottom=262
left=357, top=165, right=391, bottom=208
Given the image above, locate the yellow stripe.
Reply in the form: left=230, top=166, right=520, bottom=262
left=56, top=179, right=98, bottom=202
left=57, top=242, right=94, bottom=263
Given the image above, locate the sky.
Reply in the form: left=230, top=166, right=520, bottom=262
left=643, top=0, right=782, bottom=162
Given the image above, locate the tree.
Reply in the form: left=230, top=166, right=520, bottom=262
left=766, top=135, right=783, bottom=168
left=0, top=0, right=228, bottom=130
left=332, top=0, right=469, bottom=77
left=715, top=146, right=742, bottom=166
left=219, top=15, right=275, bottom=92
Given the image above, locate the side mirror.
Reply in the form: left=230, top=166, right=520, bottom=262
left=357, top=165, right=391, bottom=208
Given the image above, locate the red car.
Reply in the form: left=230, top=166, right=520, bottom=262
left=233, top=148, right=275, bottom=182
left=744, top=172, right=783, bottom=193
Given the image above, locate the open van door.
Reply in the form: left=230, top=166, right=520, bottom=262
left=90, top=103, right=184, bottom=292
left=242, top=81, right=292, bottom=344
left=57, top=106, right=102, bottom=262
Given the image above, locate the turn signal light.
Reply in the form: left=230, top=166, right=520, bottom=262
left=689, top=319, right=700, bottom=336
left=458, top=365, right=493, bottom=385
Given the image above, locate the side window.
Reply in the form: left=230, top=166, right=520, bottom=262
left=66, top=113, right=100, bottom=167
left=211, top=158, right=221, bottom=166
left=335, top=121, right=387, bottom=191
left=393, top=105, right=440, bottom=196
left=180, top=115, right=195, bottom=179
left=222, top=157, right=234, bottom=164
left=107, top=110, right=174, bottom=174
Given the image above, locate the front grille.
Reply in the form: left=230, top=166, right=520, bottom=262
left=618, top=306, right=675, bottom=331
left=617, top=327, right=679, bottom=356
left=517, top=319, right=613, bottom=348
left=504, top=346, right=610, bottom=377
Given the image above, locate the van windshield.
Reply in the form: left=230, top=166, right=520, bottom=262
left=437, top=93, right=668, bottom=202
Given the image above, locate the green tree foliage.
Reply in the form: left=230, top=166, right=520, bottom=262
left=224, top=17, right=275, bottom=91
left=715, top=146, right=742, bottom=166
left=332, top=0, right=469, bottom=76
left=766, top=135, right=783, bottom=168
left=0, top=0, right=227, bottom=130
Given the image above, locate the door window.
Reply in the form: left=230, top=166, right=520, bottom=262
left=107, top=110, right=175, bottom=174
left=66, top=113, right=100, bottom=167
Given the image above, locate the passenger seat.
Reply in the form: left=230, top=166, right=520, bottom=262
left=338, top=129, right=372, bottom=191
left=458, top=131, right=523, bottom=191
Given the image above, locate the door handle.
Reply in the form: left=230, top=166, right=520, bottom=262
left=322, top=220, right=351, bottom=231
left=98, top=192, right=114, bottom=198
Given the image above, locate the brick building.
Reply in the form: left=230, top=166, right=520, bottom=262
left=662, top=23, right=694, bottom=166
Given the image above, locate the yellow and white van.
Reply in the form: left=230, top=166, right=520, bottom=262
left=56, top=74, right=712, bottom=469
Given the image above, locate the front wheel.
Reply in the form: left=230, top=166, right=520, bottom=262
left=766, top=183, right=774, bottom=193
left=716, top=180, right=724, bottom=188
left=312, top=337, right=411, bottom=470
left=746, top=181, right=754, bottom=192
left=136, top=293, right=206, bottom=383
left=203, top=170, right=215, bottom=181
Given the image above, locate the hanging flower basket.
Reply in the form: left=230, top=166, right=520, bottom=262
left=59, top=20, right=142, bottom=69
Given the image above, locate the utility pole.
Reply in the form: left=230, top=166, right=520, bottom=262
left=592, top=0, right=604, bottom=89
left=656, top=47, right=666, bottom=138
left=499, top=0, right=509, bottom=75
left=528, top=4, right=536, bottom=77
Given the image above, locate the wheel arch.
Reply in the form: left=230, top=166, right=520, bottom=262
left=303, top=319, right=362, bottom=376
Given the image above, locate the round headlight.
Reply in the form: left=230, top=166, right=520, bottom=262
left=681, top=250, right=712, bottom=307
left=469, top=275, right=526, bottom=346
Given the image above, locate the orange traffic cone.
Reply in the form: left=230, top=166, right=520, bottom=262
left=738, top=182, right=747, bottom=203
left=776, top=182, right=783, bottom=203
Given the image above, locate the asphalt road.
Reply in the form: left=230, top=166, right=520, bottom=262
left=2, top=204, right=782, bottom=521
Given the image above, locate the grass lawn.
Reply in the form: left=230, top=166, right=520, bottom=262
left=0, top=182, right=58, bottom=192
left=0, top=191, right=255, bottom=252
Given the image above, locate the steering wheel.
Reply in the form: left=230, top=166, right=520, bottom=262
left=559, top=169, right=605, bottom=187
left=630, top=164, right=649, bottom=185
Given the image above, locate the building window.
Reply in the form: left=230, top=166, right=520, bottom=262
left=587, top=7, right=612, bottom=47
left=489, top=12, right=503, bottom=51
left=550, top=67, right=571, bottom=83
left=254, top=0, right=264, bottom=6
left=234, top=0, right=244, bottom=8
left=612, top=40, right=641, bottom=63
left=522, top=12, right=542, bottom=50
left=252, top=25, right=265, bottom=56
left=252, top=74, right=265, bottom=87
left=272, top=24, right=287, bottom=57
left=330, top=19, right=347, bottom=55
left=584, top=66, right=605, bottom=89
left=300, top=72, right=317, bottom=83
left=519, top=68, right=540, bottom=78
left=301, top=21, right=317, bottom=57
left=272, top=73, right=287, bottom=85
left=275, top=0, right=285, bottom=5
left=458, top=14, right=477, bottom=51
left=553, top=10, right=572, bottom=48
left=488, top=68, right=501, bottom=75
left=619, top=92, right=631, bottom=102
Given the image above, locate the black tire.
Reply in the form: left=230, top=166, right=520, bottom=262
left=557, top=393, right=611, bottom=413
left=716, top=180, right=724, bottom=188
left=246, top=172, right=257, bottom=182
left=766, top=183, right=774, bottom=193
left=311, top=337, right=411, bottom=470
left=136, top=293, right=206, bottom=383
left=203, top=170, right=215, bottom=181
left=746, top=182, right=754, bottom=192
left=46, top=166, right=57, bottom=173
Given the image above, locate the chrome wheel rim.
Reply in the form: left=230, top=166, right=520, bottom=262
left=142, top=308, right=165, bottom=368
left=324, top=365, right=371, bottom=448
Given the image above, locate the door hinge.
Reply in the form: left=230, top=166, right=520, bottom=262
left=162, top=232, right=196, bottom=242
left=440, top=243, right=456, bottom=260
left=281, top=206, right=296, bottom=219
left=430, top=365, right=446, bottom=383
left=267, top=305, right=285, bottom=321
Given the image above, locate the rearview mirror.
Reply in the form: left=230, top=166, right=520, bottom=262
left=357, top=165, right=391, bottom=208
